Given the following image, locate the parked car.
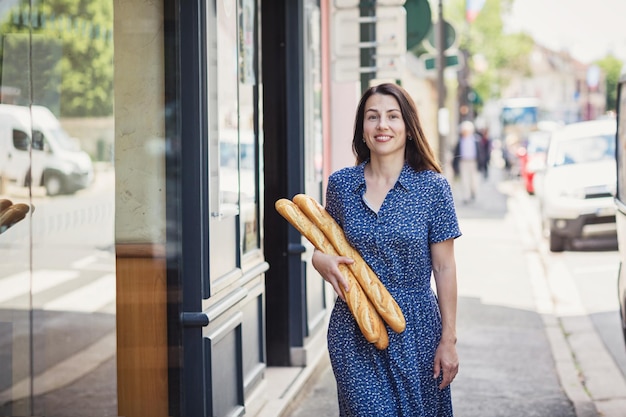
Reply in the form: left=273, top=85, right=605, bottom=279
left=614, top=70, right=626, bottom=349
left=0, top=104, right=93, bottom=196
left=539, top=118, right=617, bottom=252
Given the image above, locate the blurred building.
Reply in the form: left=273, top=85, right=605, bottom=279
left=502, top=44, right=606, bottom=123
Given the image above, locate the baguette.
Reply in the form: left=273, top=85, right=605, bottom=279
left=0, top=203, right=30, bottom=234
left=275, top=198, right=389, bottom=349
left=292, top=194, right=406, bottom=334
left=0, top=199, right=12, bottom=215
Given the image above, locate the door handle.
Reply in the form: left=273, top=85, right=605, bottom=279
left=288, top=243, right=306, bottom=254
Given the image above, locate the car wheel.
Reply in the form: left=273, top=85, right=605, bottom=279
left=549, top=231, right=566, bottom=252
left=44, top=173, right=64, bottom=196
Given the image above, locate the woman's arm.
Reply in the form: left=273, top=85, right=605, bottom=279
left=431, top=238, right=459, bottom=389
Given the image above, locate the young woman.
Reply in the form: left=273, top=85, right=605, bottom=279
left=312, top=83, right=460, bottom=416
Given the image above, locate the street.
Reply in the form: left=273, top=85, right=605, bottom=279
left=284, top=166, right=626, bottom=417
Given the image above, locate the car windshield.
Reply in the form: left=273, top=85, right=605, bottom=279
left=552, top=133, right=615, bottom=167
left=48, top=127, right=80, bottom=151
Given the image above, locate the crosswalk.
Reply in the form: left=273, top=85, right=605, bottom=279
left=0, top=254, right=115, bottom=313
left=42, top=273, right=115, bottom=313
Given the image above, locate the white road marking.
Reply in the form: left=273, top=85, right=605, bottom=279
left=42, top=273, right=115, bottom=313
left=0, top=270, right=79, bottom=305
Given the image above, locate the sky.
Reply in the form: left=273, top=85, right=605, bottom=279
left=504, top=0, right=626, bottom=64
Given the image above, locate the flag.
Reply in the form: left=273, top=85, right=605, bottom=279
left=466, top=0, right=486, bottom=23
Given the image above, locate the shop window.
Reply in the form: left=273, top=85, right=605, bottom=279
left=208, top=0, right=259, bottom=284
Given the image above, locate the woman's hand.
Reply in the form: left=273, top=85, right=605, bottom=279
left=433, top=338, right=459, bottom=390
left=311, top=250, right=353, bottom=301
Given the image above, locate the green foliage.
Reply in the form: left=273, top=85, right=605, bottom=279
left=442, top=0, right=620, bottom=115
left=443, top=0, right=534, bottom=107
left=0, top=0, right=113, bottom=117
left=594, top=54, right=623, bottom=112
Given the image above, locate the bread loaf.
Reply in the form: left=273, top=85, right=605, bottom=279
left=0, top=203, right=30, bottom=234
left=0, top=199, right=12, bottom=215
left=275, top=198, right=388, bottom=348
left=292, top=194, right=406, bottom=334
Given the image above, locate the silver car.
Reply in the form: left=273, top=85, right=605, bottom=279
left=540, top=118, right=617, bottom=252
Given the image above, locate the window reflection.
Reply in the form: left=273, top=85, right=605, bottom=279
left=0, top=0, right=116, bottom=415
left=209, top=0, right=259, bottom=257
left=618, top=84, right=626, bottom=202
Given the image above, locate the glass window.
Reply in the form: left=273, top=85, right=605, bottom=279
left=0, top=1, right=115, bottom=415
left=208, top=0, right=259, bottom=282
left=553, top=134, right=615, bottom=166
left=12, top=129, right=29, bottom=151
left=239, top=0, right=258, bottom=256
left=617, top=83, right=626, bottom=203
left=32, top=131, right=45, bottom=151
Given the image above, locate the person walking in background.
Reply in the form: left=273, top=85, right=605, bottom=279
left=452, top=120, right=481, bottom=204
left=312, top=83, right=460, bottom=416
left=476, top=127, right=491, bottom=179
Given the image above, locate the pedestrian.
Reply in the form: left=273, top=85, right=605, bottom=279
left=312, top=83, right=461, bottom=416
left=452, top=120, right=481, bottom=204
left=476, top=127, right=492, bottom=179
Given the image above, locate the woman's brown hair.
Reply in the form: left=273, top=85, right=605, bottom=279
left=352, top=83, right=441, bottom=173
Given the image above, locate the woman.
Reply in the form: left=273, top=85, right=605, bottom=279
left=312, top=83, right=460, bottom=416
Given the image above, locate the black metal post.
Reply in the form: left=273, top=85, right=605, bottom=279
left=436, top=0, right=447, bottom=168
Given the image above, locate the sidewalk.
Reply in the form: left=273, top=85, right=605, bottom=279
left=253, top=166, right=625, bottom=417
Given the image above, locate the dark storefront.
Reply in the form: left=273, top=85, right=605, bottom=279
left=0, top=0, right=329, bottom=416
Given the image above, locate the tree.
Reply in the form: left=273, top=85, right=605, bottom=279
left=594, top=54, right=623, bottom=112
left=443, top=0, right=535, bottom=110
left=0, top=0, right=113, bottom=117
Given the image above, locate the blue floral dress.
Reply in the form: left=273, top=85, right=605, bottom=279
left=325, top=161, right=461, bottom=417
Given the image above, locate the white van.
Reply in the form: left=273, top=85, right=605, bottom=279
left=0, top=104, right=94, bottom=196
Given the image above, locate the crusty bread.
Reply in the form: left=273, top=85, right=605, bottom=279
left=0, top=203, right=30, bottom=234
left=275, top=198, right=389, bottom=348
left=292, top=194, right=406, bottom=334
left=0, top=199, right=12, bottom=214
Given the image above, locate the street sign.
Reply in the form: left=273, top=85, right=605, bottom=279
left=423, top=20, right=456, bottom=52
left=422, top=52, right=461, bottom=71
left=405, top=0, right=432, bottom=51
left=333, top=7, right=407, bottom=57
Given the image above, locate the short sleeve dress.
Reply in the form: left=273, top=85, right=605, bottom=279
left=325, top=161, right=461, bottom=417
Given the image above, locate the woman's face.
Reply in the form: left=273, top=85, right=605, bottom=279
left=362, top=93, right=407, bottom=160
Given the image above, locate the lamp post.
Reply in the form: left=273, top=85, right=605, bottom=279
left=435, top=0, right=447, bottom=169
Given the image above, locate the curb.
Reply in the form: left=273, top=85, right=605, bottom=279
left=510, top=186, right=602, bottom=417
